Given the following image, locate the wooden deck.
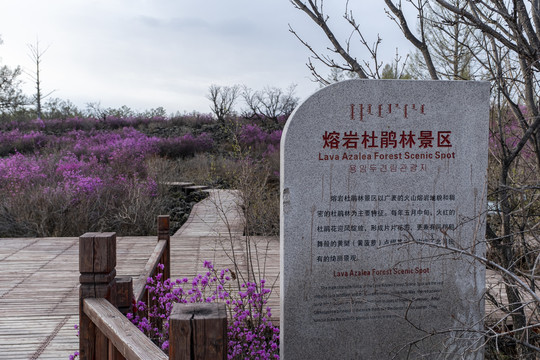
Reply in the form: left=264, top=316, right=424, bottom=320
left=0, top=236, right=158, bottom=359
left=0, top=189, right=280, bottom=359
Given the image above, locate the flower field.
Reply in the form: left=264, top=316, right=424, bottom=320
left=0, top=115, right=282, bottom=237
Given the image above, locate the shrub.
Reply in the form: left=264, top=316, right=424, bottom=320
left=489, top=110, right=536, bottom=162
left=156, top=132, right=214, bottom=158
left=0, top=129, right=165, bottom=236
left=0, top=115, right=281, bottom=239
left=169, top=112, right=214, bottom=128
left=0, top=153, right=48, bottom=195
left=127, top=262, right=279, bottom=359
left=237, top=124, right=282, bottom=159
left=0, top=130, right=49, bottom=156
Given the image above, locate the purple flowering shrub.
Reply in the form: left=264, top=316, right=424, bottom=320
left=1, top=128, right=162, bottom=185
left=101, top=116, right=167, bottom=130
left=0, top=122, right=219, bottom=237
left=0, top=116, right=170, bottom=133
left=0, top=114, right=218, bottom=135
left=71, top=128, right=158, bottom=161
left=0, top=153, right=48, bottom=195
left=239, top=124, right=268, bottom=145
left=156, top=132, right=215, bottom=158
left=0, top=129, right=159, bottom=201
left=227, top=280, right=279, bottom=358
left=0, top=128, right=166, bottom=236
left=0, top=130, right=49, bottom=156
left=487, top=107, right=538, bottom=208
left=238, top=124, right=282, bottom=159
left=489, top=106, right=537, bottom=162
left=127, top=262, right=279, bottom=359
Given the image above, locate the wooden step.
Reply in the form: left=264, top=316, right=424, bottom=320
left=160, top=182, right=195, bottom=192
left=183, top=185, right=210, bottom=194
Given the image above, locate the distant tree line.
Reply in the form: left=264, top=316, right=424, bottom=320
left=206, top=83, right=299, bottom=125
left=0, top=35, right=171, bottom=122
left=0, top=33, right=300, bottom=125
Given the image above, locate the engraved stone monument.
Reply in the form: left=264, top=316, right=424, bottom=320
left=280, top=80, right=490, bottom=359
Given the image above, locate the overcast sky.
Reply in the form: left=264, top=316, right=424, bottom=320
left=0, top=1, right=416, bottom=115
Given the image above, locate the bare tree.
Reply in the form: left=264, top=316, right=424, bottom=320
left=242, top=84, right=299, bottom=123
left=207, top=84, right=240, bottom=122
left=291, top=0, right=540, bottom=357
left=84, top=101, right=107, bottom=120
left=27, top=39, right=54, bottom=119
left=289, top=0, right=436, bottom=81
left=381, top=49, right=412, bottom=79
left=289, top=1, right=376, bottom=82
left=407, top=0, right=482, bottom=80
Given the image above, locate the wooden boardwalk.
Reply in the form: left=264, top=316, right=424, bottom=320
left=170, top=189, right=280, bottom=324
left=0, top=189, right=280, bottom=359
left=0, top=187, right=528, bottom=358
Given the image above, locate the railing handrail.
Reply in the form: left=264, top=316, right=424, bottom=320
left=133, top=238, right=168, bottom=302
left=83, top=298, right=167, bottom=360
left=79, top=216, right=171, bottom=360
left=79, top=215, right=227, bottom=360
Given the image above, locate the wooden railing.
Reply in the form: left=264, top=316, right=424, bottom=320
left=78, top=216, right=227, bottom=360
left=132, top=215, right=170, bottom=303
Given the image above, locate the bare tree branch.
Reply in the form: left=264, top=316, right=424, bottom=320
left=384, top=0, right=439, bottom=79
left=289, top=0, right=368, bottom=78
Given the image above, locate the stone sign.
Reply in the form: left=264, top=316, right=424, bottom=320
left=280, top=80, right=490, bottom=359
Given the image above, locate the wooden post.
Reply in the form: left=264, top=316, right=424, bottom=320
left=79, top=232, right=117, bottom=360
left=115, top=277, right=133, bottom=315
left=169, top=303, right=227, bottom=360
left=157, top=215, right=170, bottom=281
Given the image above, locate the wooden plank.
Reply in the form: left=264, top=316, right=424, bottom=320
left=95, top=328, right=109, bottom=359
left=157, top=216, right=170, bottom=241
left=83, top=298, right=167, bottom=360
left=79, top=308, right=96, bottom=360
left=161, top=181, right=194, bottom=188
left=0, top=236, right=158, bottom=359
